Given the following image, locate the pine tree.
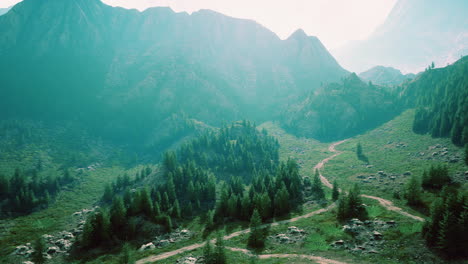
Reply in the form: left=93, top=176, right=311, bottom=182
left=203, top=240, right=214, bottom=264
left=166, top=173, right=176, bottom=203
left=119, top=243, right=135, bottom=264
left=274, top=183, right=290, bottom=216
left=337, top=195, right=347, bottom=222
left=31, top=237, right=46, bottom=264
left=247, top=209, right=264, bottom=248
left=465, top=144, right=468, bottom=165
left=312, top=169, right=325, bottom=200
left=172, top=199, right=181, bottom=219
left=102, top=184, right=114, bottom=203
left=213, top=232, right=227, bottom=264
left=332, top=180, right=340, bottom=201
left=347, top=184, right=367, bottom=220
left=405, top=175, right=422, bottom=206
left=110, top=196, right=127, bottom=237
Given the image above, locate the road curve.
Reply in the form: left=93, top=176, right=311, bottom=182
left=137, top=139, right=424, bottom=264
left=314, top=140, right=424, bottom=222
left=136, top=204, right=335, bottom=264
left=226, top=247, right=349, bottom=264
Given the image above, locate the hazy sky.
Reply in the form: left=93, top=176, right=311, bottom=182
left=1, top=0, right=397, bottom=49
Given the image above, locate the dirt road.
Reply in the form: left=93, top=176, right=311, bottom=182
left=226, top=247, right=349, bottom=264
left=314, top=140, right=424, bottom=222
left=136, top=139, right=423, bottom=263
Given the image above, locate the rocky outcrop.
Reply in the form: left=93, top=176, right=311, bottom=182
left=332, top=219, right=397, bottom=254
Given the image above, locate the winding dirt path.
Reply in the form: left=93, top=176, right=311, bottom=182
left=361, top=195, right=424, bottom=222
left=136, top=204, right=335, bottom=264
left=314, top=140, right=424, bottom=222
left=137, top=139, right=424, bottom=263
left=226, top=247, right=348, bottom=264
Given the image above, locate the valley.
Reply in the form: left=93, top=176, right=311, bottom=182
left=0, top=1, right=467, bottom=264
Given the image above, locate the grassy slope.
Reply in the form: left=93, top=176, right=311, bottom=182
left=0, top=166, right=142, bottom=262
left=324, top=109, right=467, bottom=202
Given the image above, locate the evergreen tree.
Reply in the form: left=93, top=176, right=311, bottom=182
left=274, top=183, right=290, bottom=216
left=311, top=169, right=325, bottom=200
left=337, top=195, right=347, bottom=222
left=465, top=144, right=468, bottom=165
left=31, top=237, right=46, bottom=264
left=102, top=184, right=114, bottom=203
left=332, top=180, right=340, bottom=201
left=213, top=232, right=227, bottom=264
left=110, top=197, right=127, bottom=238
left=203, top=240, right=214, bottom=264
left=356, top=143, right=369, bottom=163
left=247, top=209, right=264, bottom=248
left=119, top=243, right=134, bottom=264
left=405, top=175, right=422, bottom=206
left=172, top=199, right=181, bottom=219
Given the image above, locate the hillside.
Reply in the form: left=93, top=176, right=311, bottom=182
left=334, top=0, right=468, bottom=73
left=359, top=66, right=415, bottom=87
left=399, top=56, right=468, bottom=146
left=0, top=0, right=348, bottom=152
left=282, top=73, right=400, bottom=141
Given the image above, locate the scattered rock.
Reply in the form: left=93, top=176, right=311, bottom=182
left=139, top=242, right=155, bottom=251
left=331, top=240, right=345, bottom=246
left=177, top=256, right=198, bottom=264
left=13, top=245, right=31, bottom=256
left=372, top=231, right=383, bottom=240
left=46, top=246, right=61, bottom=255
left=55, top=239, right=72, bottom=251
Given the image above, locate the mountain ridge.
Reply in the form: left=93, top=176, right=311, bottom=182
left=0, top=0, right=348, bottom=149
left=334, top=0, right=468, bottom=73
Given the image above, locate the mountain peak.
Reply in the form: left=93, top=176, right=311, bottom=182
left=288, top=28, right=308, bottom=40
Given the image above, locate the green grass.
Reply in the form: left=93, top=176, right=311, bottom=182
left=259, top=122, right=330, bottom=178
left=0, top=166, right=129, bottom=262
left=323, top=109, right=468, bottom=201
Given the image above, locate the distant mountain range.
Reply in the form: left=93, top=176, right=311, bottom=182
left=359, top=66, right=415, bottom=87
left=0, top=0, right=348, bottom=148
left=334, top=0, right=468, bottom=73
left=0, top=7, right=10, bottom=15
left=0, top=7, right=10, bottom=16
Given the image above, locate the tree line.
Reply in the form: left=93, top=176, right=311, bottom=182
left=0, top=168, right=74, bottom=216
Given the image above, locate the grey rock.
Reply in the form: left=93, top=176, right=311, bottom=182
left=139, top=242, right=155, bottom=251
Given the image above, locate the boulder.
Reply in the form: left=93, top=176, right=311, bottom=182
left=180, top=229, right=190, bottom=236
left=23, top=261, right=35, bottom=264
left=332, top=240, right=345, bottom=246
left=46, top=246, right=61, bottom=255
left=42, top=234, right=54, bottom=241
left=139, top=242, right=155, bottom=251
left=157, top=239, right=170, bottom=247
left=350, top=218, right=363, bottom=225
left=279, top=235, right=290, bottom=244
left=373, top=231, right=383, bottom=240
left=403, top=171, right=412, bottom=176
left=14, top=245, right=30, bottom=256
left=177, top=256, right=197, bottom=264
left=55, top=239, right=73, bottom=251
left=61, top=232, right=74, bottom=240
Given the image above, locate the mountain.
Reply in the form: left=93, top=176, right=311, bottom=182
left=0, top=7, right=10, bottom=16
left=0, top=0, right=348, bottom=150
left=399, top=56, right=468, bottom=146
left=359, top=66, right=415, bottom=87
left=334, top=0, right=468, bottom=73
left=282, top=73, right=400, bottom=141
